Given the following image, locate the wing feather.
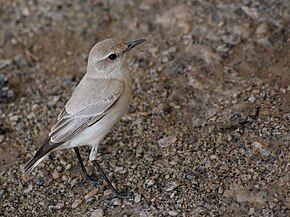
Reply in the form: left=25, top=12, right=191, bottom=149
left=49, top=77, right=123, bottom=143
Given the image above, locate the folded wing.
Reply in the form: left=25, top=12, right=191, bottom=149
left=50, top=77, right=123, bottom=143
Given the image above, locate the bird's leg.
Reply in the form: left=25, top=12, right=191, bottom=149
left=74, top=147, right=131, bottom=199
left=74, top=147, right=99, bottom=183
left=91, top=160, right=132, bottom=199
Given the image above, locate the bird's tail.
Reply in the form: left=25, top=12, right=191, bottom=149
left=23, top=154, right=48, bottom=175
left=23, top=137, right=59, bottom=175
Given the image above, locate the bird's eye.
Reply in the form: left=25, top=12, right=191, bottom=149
left=108, top=53, right=117, bottom=60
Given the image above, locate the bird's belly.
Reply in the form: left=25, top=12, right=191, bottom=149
left=68, top=89, right=131, bottom=147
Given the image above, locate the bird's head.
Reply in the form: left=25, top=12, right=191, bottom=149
left=87, top=38, right=146, bottom=78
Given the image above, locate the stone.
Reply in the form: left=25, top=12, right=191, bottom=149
left=168, top=210, right=179, bottom=216
left=158, top=136, right=177, bottom=147
left=91, top=209, right=105, bottom=217
left=84, top=188, right=98, bottom=201
left=134, top=194, right=141, bottom=203
left=71, top=199, right=82, bottom=209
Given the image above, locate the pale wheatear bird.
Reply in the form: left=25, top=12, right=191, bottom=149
left=24, top=38, right=146, bottom=198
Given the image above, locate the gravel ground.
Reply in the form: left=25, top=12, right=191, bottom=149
left=1, top=0, right=290, bottom=216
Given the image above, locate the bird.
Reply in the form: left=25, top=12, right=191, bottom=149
left=23, top=38, right=146, bottom=198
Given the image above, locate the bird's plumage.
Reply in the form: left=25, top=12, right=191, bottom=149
left=50, top=77, right=123, bottom=143
left=23, top=38, right=145, bottom=176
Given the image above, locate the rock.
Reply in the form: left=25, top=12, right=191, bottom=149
left=134, top=194, right=141, bottom=203
left=241, top=6, right=259, bottom=20
left=91, top=209, right=105, bottom=217
left=218, top=186, right=224, bottom=194
left=22, top=7, right=30, bottom=17
left=249, top=207, right=255, bottom=215
left=52, top=171, right=60, bottom=179
left=144, top=179, right=155, bottom=187
left=103, top=189, right=112, bottom=196
left=48, top=205, right=55, bottom=213
left=233, top=24, right=251, bottom=39
left=158, top=136, right=177, bottom=147
left=252, top=141, right=262, bottom=149
left=0, top=60, right=12, bottom=70
left=280, top=88, right=286, bottom=93
left=192, top=117, right=203, bottom=127
left=222, top=34, right=241, bottom=45
left=86, top=197, right=96, bottom=205
left=114, top=166, right=124, bottom=172
left=248, top=95, right=256, bottom=103
left=13, top=54, right=27, bottom=66
left=165, top=181, right=178, bottom=192
left=71, top=199, right=82, bottom=209
left=54, top=202, right=64, bottom=210
left=256, top=38, right=271, bottom=46
left=207, top=109, right=218, bottom=118
left=84, top=188, right=98, bottom=201
left=168, top=210, right=179, bottom=216
left=112, top=198, right=122, bottom=206
left=24, top=184, right=33, bottom=193
left=0, top=74, right=15, bottom=103
left=0, top=74, right=8, bottom=86
left=256, top=23, right=271, bottom=37
left=65, top=163, right=71, bottom=170
left=47, top=96, right=60, bottom=107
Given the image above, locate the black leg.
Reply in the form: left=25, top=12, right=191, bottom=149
left=74, top=147, right=100, bottom=183
left=74, top=147, right=131, bottom=199
left=74, top=147, right=89, bottom=177
left=91, top=160, right=131, bottom=199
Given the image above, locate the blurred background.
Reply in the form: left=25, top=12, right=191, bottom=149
left=0, top=0, right=289, bottom=216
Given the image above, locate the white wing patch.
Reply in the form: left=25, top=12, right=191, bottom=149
left=49, top=78, right=123, bottom=143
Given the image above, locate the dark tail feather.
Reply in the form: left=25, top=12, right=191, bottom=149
left=23, top=156, right=43, bottom=175
left=23, top=137, right=60, bottom=175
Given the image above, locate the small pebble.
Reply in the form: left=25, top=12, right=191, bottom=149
left=168, top=210, right=179, bottom=216
left=104, top=189, right=112, bottom=196
left=71, top=199, right=82, bottom=209
left=144, top=179, right=155, bottom=187
left=52, top=171, right=60, bottom=179
left=65, top=163, right=72, bottom=170
left=0, top=60, right=11, bottom=69
left=112, top=198, right=122, bottom=206
left=218, top=186, right=224, bottom=194
left=91, top=208, right=105, bottom=217
left=134, top=194, right=141, bottom=203
left=256, top=23, right=271, bottom=36
left=84, top=188, right=98, bottom=201
left=158, top=136, right=177, bottom=147
left=252, top=141, right=262, bottom=149
left=48, top=205, right=55, bottom=213
left=114, top=166, right=124, bottom=172
left=249, top=207, right=255, bottom=215
left=165, top=181, right=178, bottom=192
left=248, top=95, right=256, bottom=103
left=24, top=184, right=33, bottom=193
left=54, top=202, right=64, bottom=210
left=86, top=197, right=96, bottom=205
left=256, top=38, right=271, bottom=46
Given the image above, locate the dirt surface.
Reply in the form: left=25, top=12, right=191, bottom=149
left=1, top=0, right=290, bottom=216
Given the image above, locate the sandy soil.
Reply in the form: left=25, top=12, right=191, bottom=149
left=0, top=0, right=289, bottom=216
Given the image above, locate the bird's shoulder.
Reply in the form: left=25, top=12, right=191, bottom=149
left=64, top=76, right=123, bottom=115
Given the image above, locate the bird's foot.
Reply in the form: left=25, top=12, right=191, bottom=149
left=85, top=172, right=103, bottom=186
left=110, top=187, right=132, bottom=200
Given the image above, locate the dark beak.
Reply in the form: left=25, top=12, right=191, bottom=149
left=126, top=39, right=146, bottom=52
